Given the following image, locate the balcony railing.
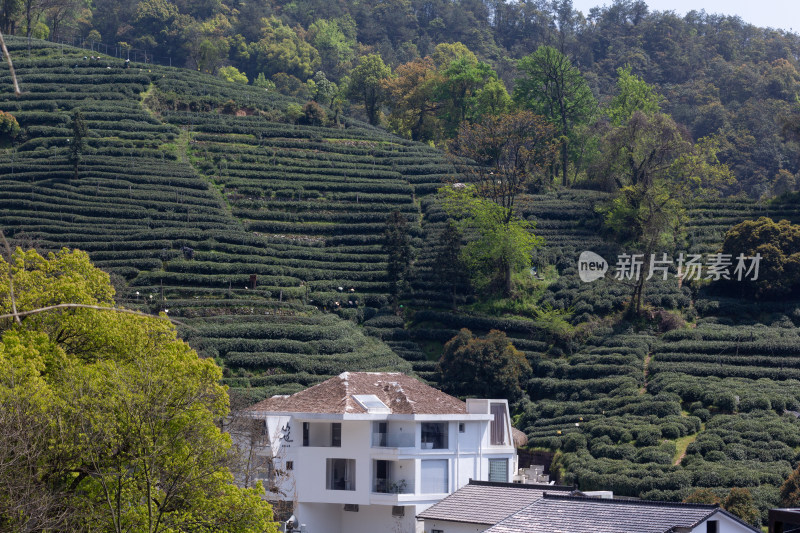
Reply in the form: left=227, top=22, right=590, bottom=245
left=371, top=432, right=414, bottom=448
left=373, top=478, right=413, bottom=494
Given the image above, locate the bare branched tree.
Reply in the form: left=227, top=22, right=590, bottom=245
left=226, top=410, right=297, bottom=522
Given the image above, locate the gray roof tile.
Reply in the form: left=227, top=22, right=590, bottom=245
left=417, top=481, right=574, bottom=525
left=484, top=493, right=758, bottom=533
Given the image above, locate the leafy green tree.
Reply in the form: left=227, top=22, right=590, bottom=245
left=780, top=462, right=800, bottom=507
left=469, top=77, right=512, bottom=122
left=44, top=0, right=87, bottom=42
left=302, top=100, right=327, bottom=126
left=607, top=65, right=662, bottom=125
left=383, top=210, right=413, bottom=307
left=438, top=328, right=531, bottom=401
left=514, top=45, right=596, bottom=187
left=0, top=248, right=277, bottom=532
left=307, top=16, right=356, bottom=77
left=450, top=110, right=558, bottom=218
left=683, top=488, right=721, bottom=505
left=723, top=487, right=760, bottom=526
left=308, top=70, right=337, bottom=106
left=436, top=56, right=496, bottom=135
left=433, top=223, right=468, bottom=310
left=218, top=65, right=248, bottom=84
left=248, top=16, right=320, bottom=80
left=441, top=185, right=543, bottom=297
left=598, top=112, right=732, bottom=313
left=430, top=41, right=477, bottom=69
left=384, top=56, right=441, bottom=141
left=253, top=72, right=275, bottom=90
left=182, top=14, right=232, bottom=74
left=0, top=109, right=19, bottom=143
left=444, top=111, right=555, bottom=296
left=68, top=109, right=87, bottom=180
left=718, top=216, right=800, bottom=299
left=348, top=52, right=391, bottom=125
left=133, top=0, right=180, bottom=52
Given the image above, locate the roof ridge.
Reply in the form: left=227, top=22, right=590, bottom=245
left=684, top=507, right=760, bottom=533
left=542, top=493, right=719, bottom=509
left=469, top=479, right=574, bottom=491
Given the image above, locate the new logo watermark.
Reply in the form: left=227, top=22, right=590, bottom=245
left=577, top=252, right=762, bottom=282
left=578, top=251, right=609, bottom=282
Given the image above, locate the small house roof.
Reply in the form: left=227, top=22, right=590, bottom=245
left=247, top=372, right=467, bottom=415
left=417, top=480, right=574, bottom=525
left=484, top=493, right=759, bottom=533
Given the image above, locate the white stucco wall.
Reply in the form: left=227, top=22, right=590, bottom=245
left=689, top=512, right=757, bottom=533
left=420, top=518, right=490, bottom=533
left=297, top=502, right=432, bottom=533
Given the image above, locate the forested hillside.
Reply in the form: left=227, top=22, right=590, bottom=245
left=3, top=1, right=800, bottom=526
left=4, top=0, right=800, bottom=196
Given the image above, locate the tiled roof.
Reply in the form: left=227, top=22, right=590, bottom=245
left=417, top=481, right=575, bottom=525
left=247, top=372, right=467, bottom=415
left=484, top=493, right=759, bottom=533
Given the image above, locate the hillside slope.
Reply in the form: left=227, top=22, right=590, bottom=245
left=3, top=38, right=800, bottom=523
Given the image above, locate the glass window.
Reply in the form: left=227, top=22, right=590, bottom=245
left=326, top=458, right=355, bottom=491
left=421, top=422, right=448, bottom=449
left=488, top=458, right=508, bottom=482
left=421, top=459, right=448, bottom=493
left=490, top=403, right=507, bottom=445
left=331, top=422, right=341, bottom=447
left=302, top=422, right=309, bottom=447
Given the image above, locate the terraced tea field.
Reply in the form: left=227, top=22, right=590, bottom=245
left=5, top=37, right=800, bottom=519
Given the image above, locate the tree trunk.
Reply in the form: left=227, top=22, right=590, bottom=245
left=503, top=260, right=513, bottom=298
left=0, top=29, right=20, bottom=95
left=561, top=139, right=569, bottom=187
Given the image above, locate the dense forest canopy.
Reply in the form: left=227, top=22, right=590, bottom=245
left=3, top=0, right=800, bottom=197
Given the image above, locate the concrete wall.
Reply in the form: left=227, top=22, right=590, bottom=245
left=297, top=502, right=427, bottom=533
left=295, top=502, right=342, bottom=533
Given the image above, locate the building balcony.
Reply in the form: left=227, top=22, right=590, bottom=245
left=372, top=477, right=414, bottom=494
left=371, top=431, right=414, bottom=448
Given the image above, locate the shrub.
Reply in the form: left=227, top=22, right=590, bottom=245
left=0, top=110, right=20, bottom=141
left=635, top=428, right=661, bottom=447
left=219, top=67, right=248, bottom=85
left=563, top=433, right=587, bottom=452
left=302, top=101, right=327, bottom=126
left=439, top=329, right=532, bottom=401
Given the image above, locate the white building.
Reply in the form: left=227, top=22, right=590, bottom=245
left=245, top=372, right=518, bottom=533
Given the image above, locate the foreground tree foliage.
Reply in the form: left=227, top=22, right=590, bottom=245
left=438, top=328, right=531, bottom=402
left=0, top=248, right=277, bottom=533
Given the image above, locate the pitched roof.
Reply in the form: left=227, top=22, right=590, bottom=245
left=484, top=493, right=759, bottom=533
left=417, top=480, right=575, bottom=525
left=247, top=372, right=467, bottom=415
